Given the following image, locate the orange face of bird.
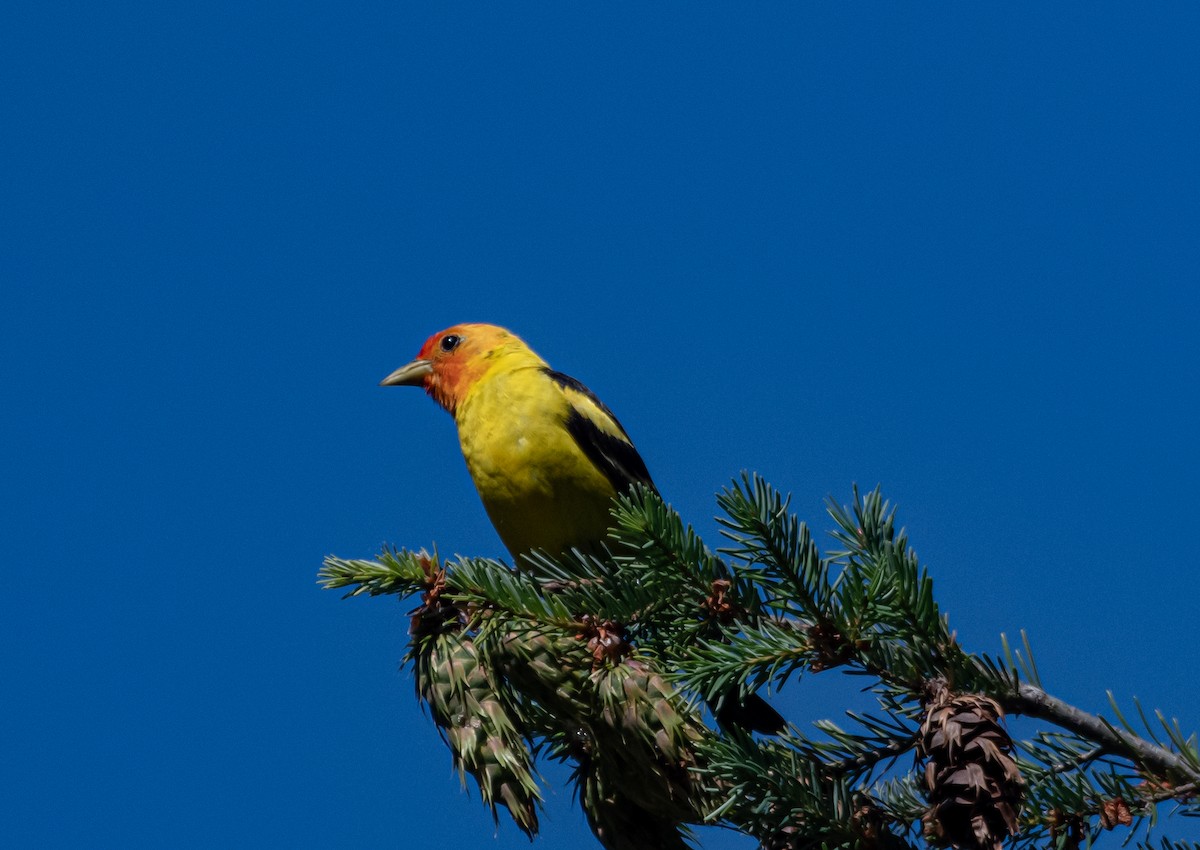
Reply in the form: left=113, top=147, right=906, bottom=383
left=380, top=323, right=532, bottom=414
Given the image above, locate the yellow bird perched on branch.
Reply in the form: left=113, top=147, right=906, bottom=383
left=381, top=322, right=784, bottom=734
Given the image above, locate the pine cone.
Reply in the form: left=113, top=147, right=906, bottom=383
left=497, top=627, right=712, bottom=849
left=412, top=630, right=541, bottom=837
left=918, top=679, right=1023, bottom=850
left=572, top=661, right=707, bottom=850
left=578, top=770, right=694, bottom=850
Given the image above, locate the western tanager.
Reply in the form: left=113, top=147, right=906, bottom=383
left=381, top=322, right=784, bottom=734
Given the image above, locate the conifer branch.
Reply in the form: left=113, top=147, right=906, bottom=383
left=321, top=477, right=1198, bottom=850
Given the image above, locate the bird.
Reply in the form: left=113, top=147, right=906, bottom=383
left=381, top=322, right=784, bottom=734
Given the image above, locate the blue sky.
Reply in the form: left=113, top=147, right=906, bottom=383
left=3, top=3, right=1198, bottom=848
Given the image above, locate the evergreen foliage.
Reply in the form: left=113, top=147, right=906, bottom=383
left=320, top=476, right=1199, bottom=850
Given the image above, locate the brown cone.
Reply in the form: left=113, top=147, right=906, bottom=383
left=919, top=679, right=1023, bottom=850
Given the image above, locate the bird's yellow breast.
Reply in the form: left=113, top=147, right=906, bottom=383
left=454, top=367, right=618, bottom=560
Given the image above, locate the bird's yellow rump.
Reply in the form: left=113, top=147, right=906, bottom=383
left=382, top=323, right=784, bottom=733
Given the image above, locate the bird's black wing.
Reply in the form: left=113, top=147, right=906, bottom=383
left=542, top=368, right=658, bottom=495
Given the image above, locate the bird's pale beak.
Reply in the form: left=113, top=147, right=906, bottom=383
left=380, top=359, right=434, bottom=387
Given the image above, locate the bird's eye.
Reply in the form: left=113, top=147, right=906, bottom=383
left=440, top=334, right=462, bottom=352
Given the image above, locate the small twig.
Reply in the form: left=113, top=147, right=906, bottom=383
left=1140, top=780, right=1198, bottom=806
left=822, top=733, right=920, bottom=777
left=1042, top=745, right=1108, bottom=777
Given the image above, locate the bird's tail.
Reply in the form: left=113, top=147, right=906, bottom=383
left=711, top=690, right=786, bottom=735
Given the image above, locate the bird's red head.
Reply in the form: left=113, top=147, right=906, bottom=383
left=380, top=323, right=544, bottom=415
